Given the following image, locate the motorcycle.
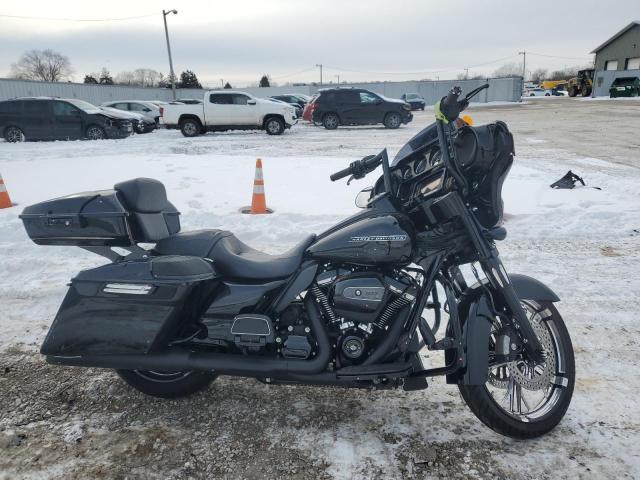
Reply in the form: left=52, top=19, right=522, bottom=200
left=20, top=84, right=574, bottom=439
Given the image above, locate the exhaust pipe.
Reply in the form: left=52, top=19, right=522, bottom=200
left=47, top=294, right=331, bottom=377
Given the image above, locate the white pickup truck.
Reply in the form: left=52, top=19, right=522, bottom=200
left=161, top=90, right=297, bottom=136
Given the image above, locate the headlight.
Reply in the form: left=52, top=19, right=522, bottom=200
left=402, top=103, right=411, bottom=111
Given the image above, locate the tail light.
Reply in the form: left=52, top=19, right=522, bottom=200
left=159, top=107, right=164, bottom=117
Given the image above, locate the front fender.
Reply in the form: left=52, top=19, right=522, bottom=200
left=466, top=274, right=560, bottom=302
left=510, top=274, right=560, bottom=302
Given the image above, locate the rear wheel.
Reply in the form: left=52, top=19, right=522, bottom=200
left=384, top=112, right=402, bottom=129
left=322, top=113, right=339, bottom=130
left=459, top=300, right=575, bottom=439
left=117, top=369, right=216, bottom=398
left=180, top=118, right=201, bottom=137
left=567, top=87, right=577, bottom=97
left=4, top=126, right=25, bottom=142
left=86, top=125, right=106, bottom=140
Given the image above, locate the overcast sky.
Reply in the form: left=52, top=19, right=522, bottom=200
left=0, top=1, right=636, bottom=87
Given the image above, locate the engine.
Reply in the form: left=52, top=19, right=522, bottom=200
left=310, top=268, right=418, bottom=365
left=192, top=268, right=417, bottom=366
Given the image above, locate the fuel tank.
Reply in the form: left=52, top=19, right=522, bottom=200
left=308, top=215, right=413, bottom=266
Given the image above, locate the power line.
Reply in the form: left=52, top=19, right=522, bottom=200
left=0, top=13, right=156, bottom=22
left=271, top=67, right=317, bottom=80
left=323, top=53, right=522, bottom=76
left=527, top=51, right=593, bottom=61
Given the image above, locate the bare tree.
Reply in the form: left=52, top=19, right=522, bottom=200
left=115, top=68, right=162, bottom=87
left=492, top=62, right=523, bottom=78
left=530, top=68, right=548, bottom=84
left=10, top=49, right=74, bottom=82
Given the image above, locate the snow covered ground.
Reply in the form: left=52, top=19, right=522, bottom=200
left=1, top=103, right=639, bottom=479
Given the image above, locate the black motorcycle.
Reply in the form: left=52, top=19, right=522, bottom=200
left=20, top=85, right=574, bottom=439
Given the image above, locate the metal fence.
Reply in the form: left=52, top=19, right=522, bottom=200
left=592, top=69, right=640, bottom=97
left=0, top=76, right=523, bottom=105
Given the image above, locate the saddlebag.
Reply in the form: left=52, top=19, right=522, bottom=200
left=41, top=255, right=217, bottom=356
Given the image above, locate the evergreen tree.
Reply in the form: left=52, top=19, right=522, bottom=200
left=83, top=75, right=98, bottom=84
left=224, top=82, right=232, bottom=89
left=99, top=68, right=114, bottom=85
left=178, top=70, right=202, bottom=89
left=259, top=74, right=270, bottom=87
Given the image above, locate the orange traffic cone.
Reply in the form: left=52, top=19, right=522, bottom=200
left=0, top=174, right=12, bottom=209
left=241, top=158, right=273, bottom=214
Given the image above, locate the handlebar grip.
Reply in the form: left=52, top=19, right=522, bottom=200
left=440, top=86, right=463, bottom=122
left=330, top=166, right=353, bottom=182
left=442, top=86, right=462, bottom=109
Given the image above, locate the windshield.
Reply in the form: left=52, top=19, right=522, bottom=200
left=65, top=99, right=101, bottom=113
left=405, top=94, right=421, bottom=100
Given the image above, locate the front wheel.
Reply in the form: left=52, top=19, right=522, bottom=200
left=383, top=112, right=402, bottom=129
left=459, top=300, right=575, bottom=439
left=265, top=116, right=285, bottom=135
left=117, top=369, right=216, bottom=398
left=85, top=125, right=106, bottom=140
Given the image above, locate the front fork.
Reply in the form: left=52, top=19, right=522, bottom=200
left=449, top=194, right=545, bottom=364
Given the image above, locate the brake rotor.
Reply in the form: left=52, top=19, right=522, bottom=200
left=507, top=316, right=556, bottom=390
left=487, top=313, right=556, bottom=391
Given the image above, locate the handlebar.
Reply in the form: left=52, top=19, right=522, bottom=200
left=437, top=83, right=489, bottom=123
left=329, top=152, right=383, bottom=182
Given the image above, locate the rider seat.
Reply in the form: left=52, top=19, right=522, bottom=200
left=114, top=178, right=315, bottom=280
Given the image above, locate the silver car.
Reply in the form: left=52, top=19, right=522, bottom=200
left=100, top=101, right=163, bottom=124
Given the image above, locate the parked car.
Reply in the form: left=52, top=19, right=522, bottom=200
left=551, top=87, right=569, bottom=96
left=100, top=107, right=156, bottom=134
left=609, top=77, right=640, bottom=98
left=302, top=94, right=319, bottom=122
left=270, top=94, right=309, bottom=109
left=401, top=93, right=426, bottom=110
left=1, top=97, right=132, bottom=142
left=309, top=88, right=413, bottom=129
left=268, top=98, right=302, bottom=118
left=161, top=90, right=297, bottom=136
left=101, top=101, right=162, bottom=124
left=525, top=88, right=551, bottom=97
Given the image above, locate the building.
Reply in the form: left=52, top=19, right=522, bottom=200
left=591, top=21, right=640, bottom=96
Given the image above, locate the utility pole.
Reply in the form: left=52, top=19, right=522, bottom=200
left=464, top=68, right=469, bottom=79
left=519, top=50, right=526, bottom=81
left=315, top=64, right=323, bottom=85
left=335, top=74, right=340, bottom=84
left=162, top=9, right=178, bottom=100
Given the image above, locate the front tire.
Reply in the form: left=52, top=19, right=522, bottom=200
left=85, top=125, right=106, bottom=140
left=265, top=116, right=285, bottom=135
left=117, top=369, right=216, bottom=398
left=383, top=112, right=402, bottom=129
left=4, top=126, right=25, bottom=142
left=459, top=300, right=575, bottom=439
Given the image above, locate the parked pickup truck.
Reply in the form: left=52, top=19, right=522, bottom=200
left=161, top=91, right=297, bottom=136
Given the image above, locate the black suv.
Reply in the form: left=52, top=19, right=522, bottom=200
left=0, top=97, right=133, bottom=142
left=310, top=88, right=412, bottom=129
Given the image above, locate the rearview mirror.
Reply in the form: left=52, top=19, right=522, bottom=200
left=355, top=187, right=373, bottom=208
left=247, top=99, right=257, bottom=105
